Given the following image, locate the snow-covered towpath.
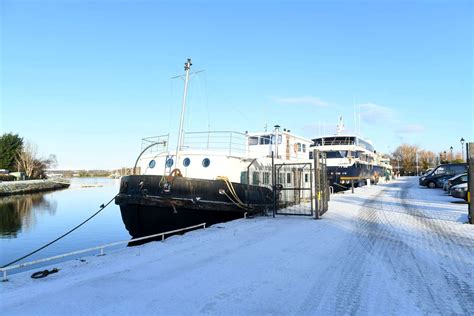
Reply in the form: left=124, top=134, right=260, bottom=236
left=1, top=177, right=473, bottom=315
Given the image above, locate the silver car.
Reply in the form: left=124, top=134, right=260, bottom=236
left=450, top=183, right=468, bottom=201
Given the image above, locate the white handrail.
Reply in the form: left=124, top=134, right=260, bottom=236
left=1, top=222, right=206, bottom=281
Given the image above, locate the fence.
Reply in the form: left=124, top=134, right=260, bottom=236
left=274, top=162, right=313, bottom=216
left=313, top=150, right=329, bottom=218
left=1, top=223, right=206, bottom=282
left=269, top=149, right=329, bottom=218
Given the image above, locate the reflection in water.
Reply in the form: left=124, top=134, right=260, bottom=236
left=0, top=194, right=57, bottom=238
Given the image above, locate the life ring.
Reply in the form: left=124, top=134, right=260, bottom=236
left=293, top=143, right=298, bottom=153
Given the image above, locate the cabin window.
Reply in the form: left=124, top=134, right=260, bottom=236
left=183, top=158, right=190, bottom=167
left=252, top=172, right=260, bottom=185
left=165, top=158, right=173, bottom=168
left=202, top=158, right=211, bottom=168
left=263, top=172, right=270, bottom=185
left=297, top=143, right=302, bottom=152
left=149, top=160, right=156, bottom=168
left=302, top=144, right=306, bottom=153
left=259, top=135, right=271, bottom=145
left=286, top=173, right=291, bottom=184
left=278, top=173, right=284, bottom=185
left=305, top=174, right=309, bottom=183
left=326, top=151, right=347, bottom=159
left=271, top=135, right=282, bottom=144
left=240, top=171, right=248, bottom=184
left=248, top=137, right=258, bottom=145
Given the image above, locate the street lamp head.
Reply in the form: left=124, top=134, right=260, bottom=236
left=460, top=137, right=465, bottom=145
left=450, top=146, right=453, bottom=151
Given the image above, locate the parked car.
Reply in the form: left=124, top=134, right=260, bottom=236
left=419, top=163, right=467, bottom=188
left=445, top=173, right=468, bottom=193
left=435, top=175, right=454, bottom=189
left=422, top=168, right=433, bottom=176
left=450, top=183, right=468, bottom=201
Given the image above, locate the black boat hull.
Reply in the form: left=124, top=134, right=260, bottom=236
left=327, top=163, right=385, bottom=191
left=115, top=175, right=273, bottom=238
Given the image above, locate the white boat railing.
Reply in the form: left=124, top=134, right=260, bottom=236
left=141, top=134, right=170, bottom=153
left=1, top=222, right=206, bottom=282
left=182, top=131, right=248, bottom=156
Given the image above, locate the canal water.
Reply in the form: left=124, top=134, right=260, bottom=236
left=0, top=178, right=130, bottom=274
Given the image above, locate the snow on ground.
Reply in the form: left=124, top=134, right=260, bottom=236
left=1, top=177, right=473, bottom=315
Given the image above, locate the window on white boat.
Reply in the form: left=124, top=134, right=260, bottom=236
left=305, top=173, right=309, bottom=183
left=165, top=158, right=174, bottom=168
left=252, top=172, right=260, bottom=185
left=240, top=171, right=248, bottom=184
left=183, top=158, right=190, bottom=167
left=260, top=135, right=272, bottom=145
left=249, top=137, right=258, bottom=145
left=326, top=151, right=348, bottom=159
left=302, top=144, right=306, bottom=152
left=149, top=160, right=156, bottom=168
left=263, top=172, right=270, bottom=184
left=202, top=158, right=210, bottom=168
left=271, top=135, right=282, bottom=144
left=286, top=173, right=291, bottom=184
left=278, top=173, right=284, bottom=184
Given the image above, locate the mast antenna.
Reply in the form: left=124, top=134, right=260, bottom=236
left=175, top=58, right=192, bottom=162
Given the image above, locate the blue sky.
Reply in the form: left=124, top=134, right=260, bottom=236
left=1, top=0, right=472, bottom=169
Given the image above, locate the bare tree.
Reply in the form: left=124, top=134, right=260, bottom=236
left=15, top=142, right=39, bottom=178
left=392, top=144, right=419, bottom=175
left=418, top=150, right=437, bottom=170
left=15, top=142, right=57, bottom=179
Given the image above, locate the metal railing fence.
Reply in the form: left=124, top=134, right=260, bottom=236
left=1, top=223, right=206, bottom=282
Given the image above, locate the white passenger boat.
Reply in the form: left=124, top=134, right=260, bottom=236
left=115, top=59, right=312, bottom=238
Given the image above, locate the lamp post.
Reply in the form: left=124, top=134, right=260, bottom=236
left=443, top=151, right=447, bottom=163
left=460, top=137, right=465, bottom=161
left=450, top=146, right=453, bottom=161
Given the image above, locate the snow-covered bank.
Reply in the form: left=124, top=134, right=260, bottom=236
left=1, top=178, right=473, bottom=315
left=0, top=180, right=70, bottom=196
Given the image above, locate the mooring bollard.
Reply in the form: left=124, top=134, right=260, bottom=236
left=351, top=179, right=354, bottom=193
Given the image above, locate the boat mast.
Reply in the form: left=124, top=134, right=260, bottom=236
left=175, top=58, right=192, bottom=161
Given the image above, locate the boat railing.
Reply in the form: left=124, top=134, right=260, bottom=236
left=0, top=222, right=206, bottom=281
left=181, top=131, right=248, bottom=156
left=141, top=134, right=169, bottom=153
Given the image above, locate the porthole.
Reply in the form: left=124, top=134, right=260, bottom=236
left=202, top=158, right=210, bottom=168
left=183, top=158, right=191, bottom=167
left=165, top=158, right=174, bottom=168
left=149, top=160, right=156, bottom=168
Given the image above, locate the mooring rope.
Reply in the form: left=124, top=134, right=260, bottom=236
left=1, top=194, right=118, bottom=269
left=216, top=176, right=248, bottom=210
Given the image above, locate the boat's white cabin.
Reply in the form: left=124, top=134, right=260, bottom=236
left=310, top=135, right=378, bottom=167
left=137, top=129, right=313, bottom=183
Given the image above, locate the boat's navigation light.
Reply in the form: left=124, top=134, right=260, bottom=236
left=149, top=160, right=156, bottom=168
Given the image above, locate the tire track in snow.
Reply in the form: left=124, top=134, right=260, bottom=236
left=298, top=179, right=473, bottom=315
left=395, top=180, right=474, bottom=314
